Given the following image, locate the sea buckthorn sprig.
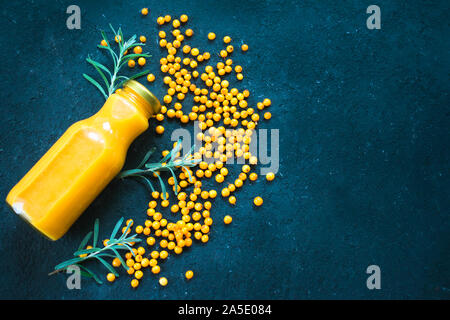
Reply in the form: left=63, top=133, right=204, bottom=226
left=84, top=24, right=151, bottom=99
left=117, top=139, right=201, bottom=199
left=50, top=218, right=141, bottom=284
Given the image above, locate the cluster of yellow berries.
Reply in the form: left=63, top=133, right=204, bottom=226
left=102, top=10, right=275, bottom=289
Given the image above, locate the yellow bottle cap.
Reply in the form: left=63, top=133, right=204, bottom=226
left=124, top=80, right=161, bottom=116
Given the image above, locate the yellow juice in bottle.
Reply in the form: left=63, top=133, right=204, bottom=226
left=6, top=80, right=160, bottom=240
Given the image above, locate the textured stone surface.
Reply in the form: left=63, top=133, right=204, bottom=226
left=0, top=0, right=448, bottom=299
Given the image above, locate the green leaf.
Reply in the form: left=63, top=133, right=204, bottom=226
left=83, top=73, right=108, bottom=99
left=110, top=217, right=124, bottom=240
left=54, top=257, right=84, bottom=271
left=73, top=248, right=99, bottom=256
left=86, top=57, right=111, bottom=77
left=78, top=264, right=103, bottom=284
left=110, top=247, right=129, bottom=272
left=92, top=218, right=99, bottom=248
left=78, top=231, right=93, bottom=251
left=137, top=147, right=156, bottom=168
left=95, top=256, right=119, bottom=276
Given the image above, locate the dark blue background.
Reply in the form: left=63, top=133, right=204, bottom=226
left=0, top=0, right=448, bottom=299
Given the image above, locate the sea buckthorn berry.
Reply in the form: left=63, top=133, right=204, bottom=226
left=157, top=17, right=165, bottom=25
left=266, top=172, right=275, bottom=181
left=141, top=8, right=148, bottom=16
left=180, top=14, right=188, bottom=23
left=221, top=188, right=230, bottom=197
left=165, top=15, right=171, bottom=22
left=147, top=73, right=155, bottom=82
left=107, top=273, right=116, bottom=282
left=147, top=237, right=155, bottom=246
left=208, top=32, right=216, bottom=40
left=112, top=257, right=121, bottom=267
left=201, top=234, right=209, bottom=243
left=254, top=196, right=263, bottom=206
left=100, top=39, right=108, bottom=47
left=220, top=50, right=228, bottom=58
left=138, top=57, right=146, bottom=66
left=156, top=125, right=165, bottom=135
left=223, top=36, right=231, bottom=43
left=133, top=46, right=142, bottom=54
left=115, top=35, right=122, bottom=43
left=128, top=60, right=135, bottom=68
left=249, top=172, right=258, bottom=181
left=131, top=279, right=139, bottom=288
left=185, top=29, right=194, bottom=37
left=152, top=265, right=161, bottom=274
left=135, top=270, right=144, bottom=280
left=226, top=45, right=234, bottom=53
left=241, top=44, right=249, bottom=51
left=185, top=270, right=194, bottom=280
left=139, top=35, right=146, bottom=43
left=159, top=277, right=168, bottom=286
left=135, top=225, right=144, bottom=234
left=160, top=250, right=169, bottom=259
left=236, top=73, right=243, bottom=80
left=229, top=196, right=236, bottom=205
left=141, top=258, right=150, bottom=267
left=173, top=19, right=181, bottom=28
left=224, top=215, right=232, bottom=224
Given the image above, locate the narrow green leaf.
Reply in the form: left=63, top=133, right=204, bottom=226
left=54, top=257, right=84, bottom=271
left=78, top=231, right=93, bottom=251
left=83, top=74, right=108, bottom=99
left=92, top=218, right=99, bottom=248
left=137, top=147, right=156, bottom=168
left=110, top=217, right=124, bottom=240
left=95, top=256, right=119, bottom=276
left=110, top=247, right=129, bottom=272
left=78, top=264, right=103, bottom=284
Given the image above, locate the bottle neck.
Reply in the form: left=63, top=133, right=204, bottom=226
left=119, top=80, right=161, bottom=118
left=118, top=86, right=152, bottom=119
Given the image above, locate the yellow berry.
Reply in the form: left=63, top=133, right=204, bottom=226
left=223, top=36, right=231, bottom=43
left=138, top=57, right=146, bottom=66
left=141, top=8, right=149, bottom=16
left=128, top=60, right=135, bottom=68
left=152, top=265, right=161, bottom=274
left=156, top=125, right=165, bottom=134
left=133, top=46, right=143, bottom=54
left=266, top=172, right=275, bottom=181
left=100, top=39, right=108, bottom=47
left=147, top=73, right=155, bottom=82
left=185, top=29, right=194, bottom=37
left=159, top=277, right=168, bottom=286
left=224, top=215, right=232, bottom=224
left=112, top=257, right=121, bottom=267
left=106, top=273, right=116, bottom=282
left=208, top=32, right=216, bottom=40
left=229, top=196, right=236, bottom=205
left=131, top=279, right=139, bottom=288
left=180, top=14, right=188, bottom=23
left=241, top=44, right=249, bottom=51
left=254, top=196, right=263, bottom=206
left=157, top=17, right=165, bottom=25
left=185, top=270, right=194, bottom=280
left=139, top=35, right=146, bottom=43
left=135, top=270, right=144, bottom=280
